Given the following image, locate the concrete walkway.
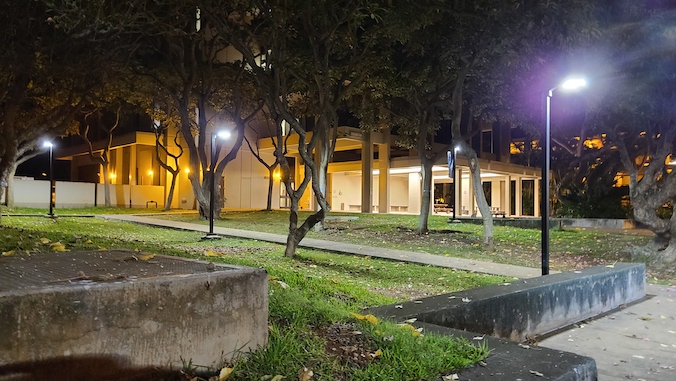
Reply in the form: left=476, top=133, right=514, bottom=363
left=101, top=214, right=676, bottom=381
left=101, top=214, right=541, bottom=279
left=541, top=283, right=676, bottom=381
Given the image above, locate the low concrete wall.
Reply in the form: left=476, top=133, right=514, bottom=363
left=11, top=178, right=166, bottom=208
left=370, top=263, right=645, bottom=342
left=0, top=252, right=268, bottom=369
left=455, top=217, right=637, bottom=230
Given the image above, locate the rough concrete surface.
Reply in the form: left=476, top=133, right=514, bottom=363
left=369, top=264, right=645, bottom=342
left=541, top=283, right=676, bottom=381
left=0, top=251, right=268, bottom=369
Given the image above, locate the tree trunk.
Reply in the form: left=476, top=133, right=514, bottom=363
left=102, top=165, right=111, bottom=207
left=467, top=149, right=494, bottom=251
left=164, top=171, right=178, bottom=211
left=284, top=190, right=302, bottom=257
left=417, top=157, right=433, bottom=234
left=266, top=167, right=275, bottom=211
left=6, top=161, right=17, bottom=208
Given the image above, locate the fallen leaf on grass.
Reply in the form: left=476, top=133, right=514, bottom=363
left=40, top=237, right=51, bottom=244
left=351, top=313, right=378, bottom=325
left=49, top=242, right=68, bottom=252
left=204, top=250, right=218, bottom=257
left=218, top=367, right=233, bottom=381
left=1, top=250, right=14, bottom=257
left=271, top=376, right=284, bottom=381
left=274, top=280, right=289, bottom=289
left=298, top=367, right=313, bottom=381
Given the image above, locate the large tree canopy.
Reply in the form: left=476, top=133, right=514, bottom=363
left=0, top=1, right=123, bottom=220
left=580, top=0, right=676, bottom=266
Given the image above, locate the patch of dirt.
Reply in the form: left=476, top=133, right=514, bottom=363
left=317, top=322, right=379, bottom=369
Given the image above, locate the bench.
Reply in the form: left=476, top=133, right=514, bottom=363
left=490, top=207, right=506, bottom=217
left=433, top=204, right=453, bottom=213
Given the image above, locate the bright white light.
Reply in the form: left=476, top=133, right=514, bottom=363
left=216, top=130, right=231, bottom=139
left=560, top=77, right=587, bottom=91
left=390, top=166, right=420, bottom=174
left=43, top=141, right=53, bottom=148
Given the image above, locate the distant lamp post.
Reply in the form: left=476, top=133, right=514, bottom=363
left=203, top=130, right=231, bottom=240
left=450, top=146, right=460, bottom=221
left=542, top=77, right=587, bottom=275
left=43, top=141, right=55, bottom=217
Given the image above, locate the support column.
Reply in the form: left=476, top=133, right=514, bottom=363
left=455, top=167, right=463, bottom=215
left=534, top=178, right=541, bottom=218
left=361, top=131, right=374, bottom=213
left=515, top=177, right=522, bottom=217
left=129, top=146, right=137, bottom=208
left=505, top=175, right=512, bottom=217
left=408, top=172, right=421, bottom=214
left=377, top=131, right=390, bottom=214
left=468, top=167, right=476, bottom=216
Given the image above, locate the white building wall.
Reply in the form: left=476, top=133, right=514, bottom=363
left=330, top=172, right=362, bottom=212
left=11, top=178, right=164, bottom=208
left=224, top=148, right=279, bottom=210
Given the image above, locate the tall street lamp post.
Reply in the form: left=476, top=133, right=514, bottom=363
left=43, top=141, right=55, bottom=217
left=204, top=130, right=231, bottom=240
left=450, top=146, right=460, bottom=221
left=542, top=77, right=587, bottom=275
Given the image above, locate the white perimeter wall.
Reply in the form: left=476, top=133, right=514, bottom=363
left=11, top=178, right=165, bottom=209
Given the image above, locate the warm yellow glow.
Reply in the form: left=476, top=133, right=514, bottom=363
left=273, top=170, right=281, bottom=181
left=110, top=173, right=116, bottom=180
left=613, top=174, right=629, bottom=187
left=184, top=168, right=191, bottom=174
left=147, top=170, right=154, bottom=176
left=583, top=137, right=604, bottom=149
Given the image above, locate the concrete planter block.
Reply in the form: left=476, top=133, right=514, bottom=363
left=0, top=251, right=268, bottom=370
left=370, top=263, right=645, bottom=341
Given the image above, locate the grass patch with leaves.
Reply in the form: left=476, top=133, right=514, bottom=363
left=1, top=216, right=501, bottom=380
left=153, top=210, right=667, bottom=282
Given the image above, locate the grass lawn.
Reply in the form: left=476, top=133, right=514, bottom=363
left=149, top=209, right=665, bottom=281
left=0, top=212, right=507, bottom=380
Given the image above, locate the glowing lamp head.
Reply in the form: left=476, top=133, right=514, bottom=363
left=216, top=130, right=231, bottom=139
left=43, top=141, right=53, bottom=149
left=560, top=77, right=587, bottom=91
